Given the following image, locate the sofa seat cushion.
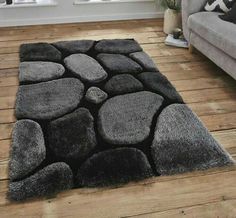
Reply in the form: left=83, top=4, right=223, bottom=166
left=188, top=12, right=236, bottom=59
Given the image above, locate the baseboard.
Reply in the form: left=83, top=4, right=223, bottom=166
left=0, top=12, right=164, bottom=27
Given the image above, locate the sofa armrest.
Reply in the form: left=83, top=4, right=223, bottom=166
left=182, top=0, right=207, bottom=40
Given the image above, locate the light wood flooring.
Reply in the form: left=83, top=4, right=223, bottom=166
left=0, top=19, right=236, bottom=217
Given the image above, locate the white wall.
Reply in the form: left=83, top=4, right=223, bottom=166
left=0, top=0, right=164, bottom=27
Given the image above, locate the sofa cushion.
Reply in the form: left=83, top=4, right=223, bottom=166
left=219, top=2, right=236, bottom=24
left=188, top=12, right=236, bottom=59
left=204, top=0, right=236, bottom=13
left=190, top=32, right=236, bottom=80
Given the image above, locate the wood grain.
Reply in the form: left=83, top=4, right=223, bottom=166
left=129, top=199, right=236, bottom=217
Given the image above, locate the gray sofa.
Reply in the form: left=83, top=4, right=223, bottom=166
left=182, top=0, right=236, bottom=80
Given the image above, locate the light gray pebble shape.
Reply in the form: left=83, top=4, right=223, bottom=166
left=15, top=78, right=84, bottom=120
left=151, top=104, right=234, bottom=175
left=98, top=91, right=164, bottom=145
left=129, top=51, right=158, bottom=72
left=19, top=61, right=65, bottom=83
left=64, top=54, right=108, bottom=83
left=85, top=87, right=108, bottom=104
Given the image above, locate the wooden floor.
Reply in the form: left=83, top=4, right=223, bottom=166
left=0, top=19, right=236, bottom=218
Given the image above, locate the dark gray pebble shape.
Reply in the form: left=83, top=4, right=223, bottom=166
left=52, top=40, right=94, bottom=54
left=95, top=39, right=143, bottom=54
left=9, top=119, right=46, bottom=181
left=20, top=43, right=62, bottom=62
left=48, top=108, right=97, bottom=160
left=104, top=74, right=144, bottom=96
left=96, top=53, right=143, bottom=74
left=138, top=72, right=184, bottom=104
left=76, top=148, right=154, bottom=187
left=129, top=51, right=158, bottom=72
left=8, top=162, right=73, bottom=201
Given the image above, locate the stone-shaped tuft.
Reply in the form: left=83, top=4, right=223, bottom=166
left=95, top=39, right=142, bottom=54
left=52, top=40, right=94, bottom=54
left=138, top=72, right=184, bottom=104
left=76, top=148, right=153, bottom=187
left=104, top=74, right=143, bottom=96
left=64, top=54, right=108, bottom=83
left=19, top=61, right=65, bottom=83
left=9, top=119, right=46, bottom=181
left=48, top=108, right=97, bottom=160
left=8, top=162, right=73, bottom=201
left=20, top=43, right=62, bottom=62
left=85, top=87, right=108, bottom=104
left=98, top=91, right=164, bottom=145
left=129, top=51, right=158, bottom=72
left=151, top=104, right=234, bottom=175
left=15, top=78, right=84, bottom=120
left=97, top=53, right=143, bottom=74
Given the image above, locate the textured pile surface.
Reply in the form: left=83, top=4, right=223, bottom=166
left=9, top=39, right=234, bottom=201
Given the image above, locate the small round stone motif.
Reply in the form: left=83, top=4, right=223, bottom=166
left=85, top=87, right=108, bottom=104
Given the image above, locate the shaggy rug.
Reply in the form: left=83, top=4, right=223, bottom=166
left=8, top=39, right=234, bottom=201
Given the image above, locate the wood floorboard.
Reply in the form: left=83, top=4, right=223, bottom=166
left=0, top=18, right=235, bottom=217
left=126, top=199, right=236, bottom=218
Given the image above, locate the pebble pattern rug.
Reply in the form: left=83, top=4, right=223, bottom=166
left=8, top=39, right=234, bottom=201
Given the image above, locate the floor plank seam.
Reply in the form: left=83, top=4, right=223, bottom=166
left=120, top=197, right=236, bottom=218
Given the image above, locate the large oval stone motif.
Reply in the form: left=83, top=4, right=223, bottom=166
left=98, top=91, right=164, bottom=145
left=64, top=54, right=107, bottom=83
left=15, top=78, right=84, bottom=120
left=9, top=119, right=46, bottom=181
left=19, top=61, right=65, bottom=83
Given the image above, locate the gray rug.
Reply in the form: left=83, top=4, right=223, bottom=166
left=8, top=39, right=234, bottom=201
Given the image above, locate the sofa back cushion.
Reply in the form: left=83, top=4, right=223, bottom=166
left=204, top=0, right=236, bottom=12
left=219, top=3, right=236, bottom=23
